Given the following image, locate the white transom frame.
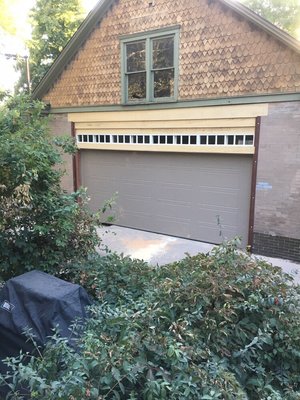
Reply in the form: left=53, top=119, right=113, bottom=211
left=76, top=131, right=255, bottom=151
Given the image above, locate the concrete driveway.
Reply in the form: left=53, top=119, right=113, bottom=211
left=97, top=225, right=300, bottom=284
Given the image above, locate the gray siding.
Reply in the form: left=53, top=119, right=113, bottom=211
left=48, top=114, right=74, bottom=193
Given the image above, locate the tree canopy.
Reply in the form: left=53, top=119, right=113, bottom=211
left=240, top=0, right=300, bottom=39
left=18, top=0, right=84, bottom=91
left=0, top=0, right=18, bottom=35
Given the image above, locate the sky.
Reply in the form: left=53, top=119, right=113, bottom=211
left=0, top=0, right=99, bottom=92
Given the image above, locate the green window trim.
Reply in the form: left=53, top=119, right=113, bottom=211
left=120, top=26, right=180, bottom=104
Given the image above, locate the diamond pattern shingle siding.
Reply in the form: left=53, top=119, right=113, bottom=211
left=43, top=0, right=300, bottom=107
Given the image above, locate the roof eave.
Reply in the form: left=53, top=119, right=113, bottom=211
left=220, top=0, right=300, bottom=54
left=32, top=0, right=115, bottom=100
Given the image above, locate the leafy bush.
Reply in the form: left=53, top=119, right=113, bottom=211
left=2, top=241, right=300, bottom=399
left=0, top=94, right=105, bottom=279
left=58, top=252, right=153, bottom=304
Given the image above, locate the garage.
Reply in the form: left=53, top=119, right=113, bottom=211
left=69, top=104, right=267, bottom=247
left=80, top=150, right=252, bottom=245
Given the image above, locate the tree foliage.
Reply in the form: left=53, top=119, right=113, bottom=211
left=0, top=0, right=18, bottom=35
left=240, top=0, right=300, bottom=38
left=17, top=0, right=84, bottom=91
left=0, top=94, right=103, bottom=280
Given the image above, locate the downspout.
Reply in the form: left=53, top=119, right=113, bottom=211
left=71, top=122, right=81, bottom=192
left=248, top=116, right=261, bottom=251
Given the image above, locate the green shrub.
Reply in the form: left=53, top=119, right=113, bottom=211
left=58, top=252, right=153, bottom=304
left=1, top=241, right=300, bottom=399
left=0, top=94, right=105, bottom=279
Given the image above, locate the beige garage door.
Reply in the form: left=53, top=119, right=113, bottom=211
left=81, top=150, right=252, bottom=245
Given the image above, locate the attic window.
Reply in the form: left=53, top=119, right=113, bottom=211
left=121, top=27, right=179, bottom=104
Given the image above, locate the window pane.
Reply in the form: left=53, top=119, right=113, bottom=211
left=208, top=136, right=215, bottom=145
left=245, top=135, right=254, bottom=145
left=236, top=135, right=244, bottom=145
left=227, top=135, right=234, bottom=145
left=128, top=72, right=146, bottom=100
left=126, top=41, right=146, bottom=72
left=190, top=136, right=197, bottom=145
left=200, top=136, right=207, bottom=145
left=217, top=136, right=225, bottom=145
left=152, top=37, right=174, bottom=69
left=153, top=69, right=174, bottom=98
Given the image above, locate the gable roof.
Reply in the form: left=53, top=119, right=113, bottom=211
left=32, top=0, right=300, bottom=100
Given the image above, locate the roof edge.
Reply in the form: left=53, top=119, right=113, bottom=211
left=46, top=92, right=300, bottom=114
left=220, top=0, right=300, bottom=54
left=32, top=0, right=115, bottom=100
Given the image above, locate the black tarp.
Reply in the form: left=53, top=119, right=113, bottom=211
left=0, top=270, right=91, bottom=396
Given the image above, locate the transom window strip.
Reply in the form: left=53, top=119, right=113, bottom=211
left=77, top=133, right=254, bottom=146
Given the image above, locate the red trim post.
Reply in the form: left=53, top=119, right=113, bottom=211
left=71, top=122, right=81, bottom=191
left=248, top=116, right=261, bottom=251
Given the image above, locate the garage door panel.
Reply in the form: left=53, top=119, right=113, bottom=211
left=190, top=221, right=242, bottom=243
left=122, top=210, right=191, bottom=237
left=155, top=201, right=191, bottom=218
left=122, top=196, right=191, bottom=218
left=121, top=181, right=154, bottom=193
left=155, top=187, right=193, bottom=203
left=194, top=173, right=239, bottom=188
left=200, top=198, right=240, bottom=211
left=193, top=206, right=239, bottom=225
left=81, top=150, right=252, bottom=246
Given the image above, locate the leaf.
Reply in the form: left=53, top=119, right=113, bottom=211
left=118, top=381, right=125, bottom=394
left=146, top=368, right=155, bottom=382
left=113, top=389, right=121, bottom=399
left=90, top=388, right=99, bottom=398
left=112, top=366, right=121, bottom=381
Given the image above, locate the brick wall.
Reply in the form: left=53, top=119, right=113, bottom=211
left=253, top=233, right=300, bottom=262
left=253, top=101, right=300, bottom=261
